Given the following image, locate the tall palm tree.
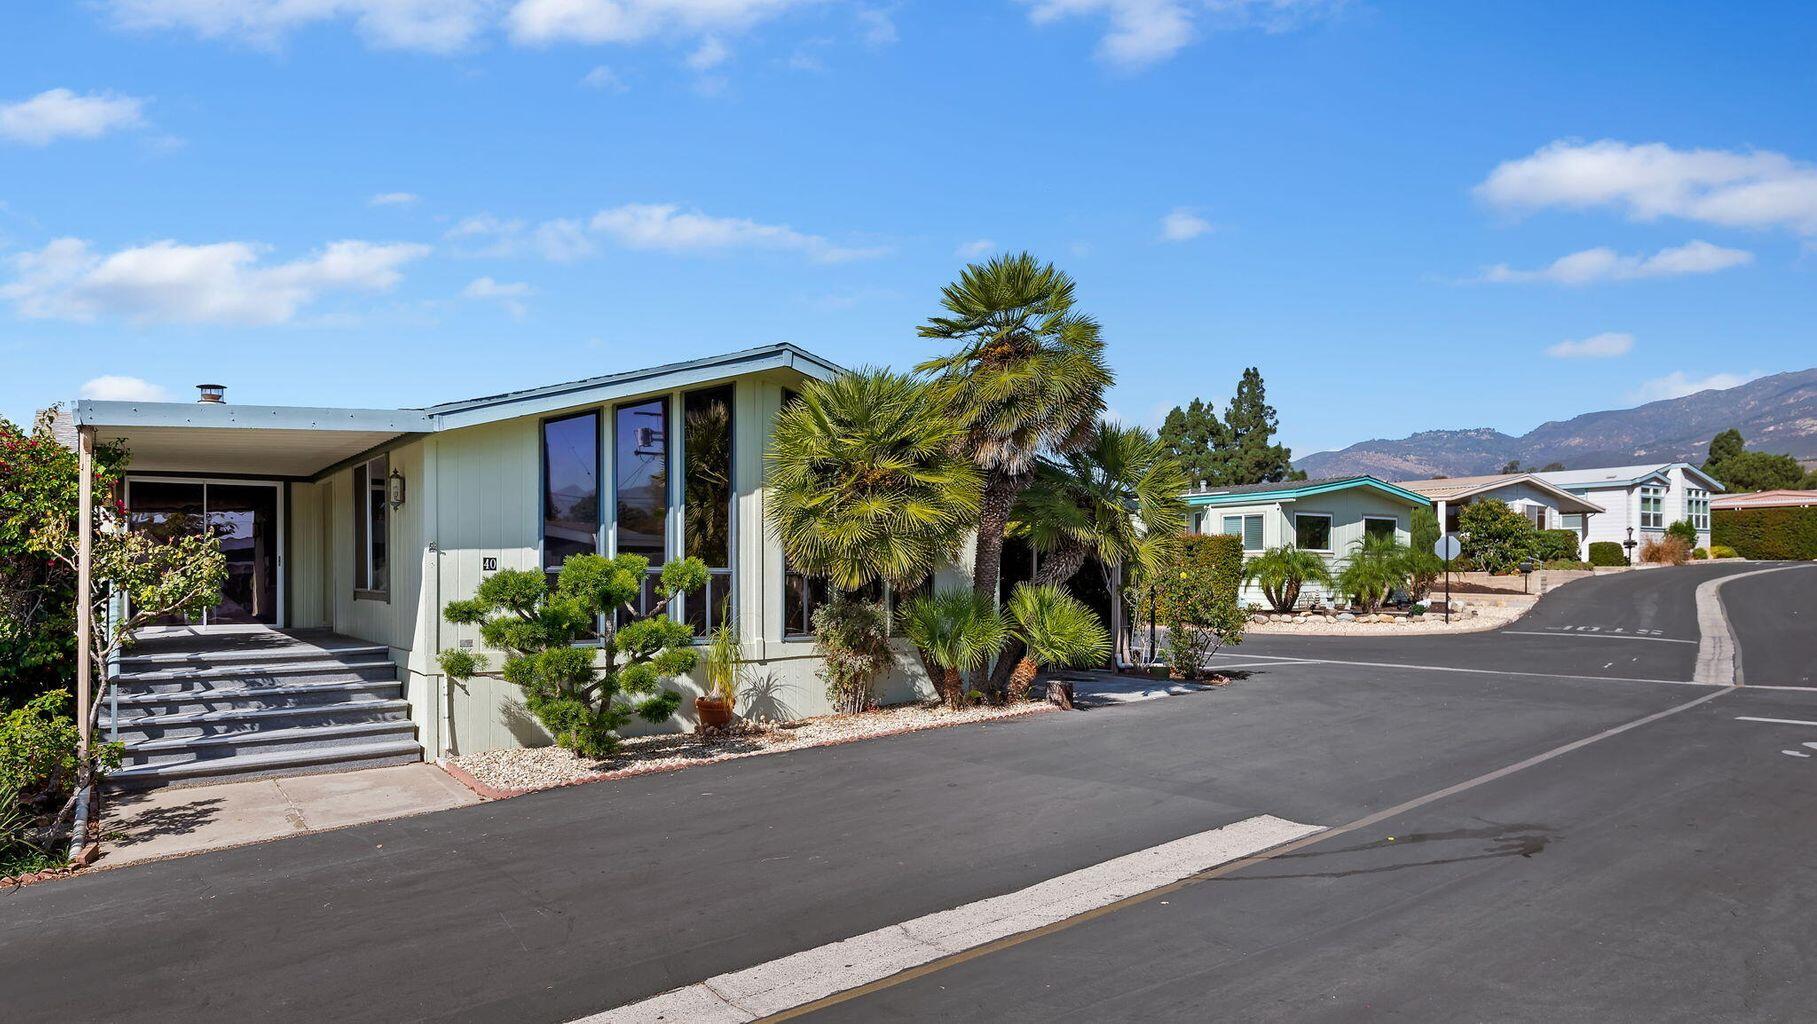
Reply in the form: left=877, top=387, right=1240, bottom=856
left=902, top=588, right=1007, bottom=708
left=766, top=369, right=981, bottom=592
left=916, top=253, right=1113, bottom=612
left=1013, top=420, right=1190, bottom=588
left=1004, top=584, right=1110, bottom=702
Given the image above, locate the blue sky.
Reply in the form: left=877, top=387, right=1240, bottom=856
left=2, top=1, right=1814, bottom=458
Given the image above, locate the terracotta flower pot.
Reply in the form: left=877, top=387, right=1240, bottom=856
left=695, top=696, right=734, bottom=729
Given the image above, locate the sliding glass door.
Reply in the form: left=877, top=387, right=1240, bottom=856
left=126, top=479, right=283, bottom=626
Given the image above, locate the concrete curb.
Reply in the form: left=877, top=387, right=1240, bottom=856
left=438, top=703, right=1063, bottom=801
left=1693, top=563, right=1814, bottom=685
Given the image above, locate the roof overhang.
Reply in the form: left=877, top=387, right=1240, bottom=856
left=1432, top=475, right=1605, bottom=515
left=73, top=401, right=429, bottom=478
left=425, top=342, right=844, bottom=431
left=1185, top=476, right=1433, bottom=509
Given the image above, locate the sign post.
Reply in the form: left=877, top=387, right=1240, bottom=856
left=1435, top=534, right=1462, bottom=624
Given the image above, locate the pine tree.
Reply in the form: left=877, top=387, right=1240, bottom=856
left=1703, top=428, right=1745, bottom=474
left=1157, top=398, right=1228, bottom=485
left=1222, top=367, right=1300, bottom=484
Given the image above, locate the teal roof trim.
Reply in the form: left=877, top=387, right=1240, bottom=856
left=1183, top=476, right=1431, bottom=509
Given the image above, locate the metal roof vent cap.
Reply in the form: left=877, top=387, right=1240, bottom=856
left=196, top=384, right=226, bottom=404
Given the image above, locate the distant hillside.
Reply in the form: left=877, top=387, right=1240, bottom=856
left=1296, top=368, right=1817, bottom=478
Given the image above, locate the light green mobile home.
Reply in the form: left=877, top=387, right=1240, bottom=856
left=75, top=344, right=939, bottom=784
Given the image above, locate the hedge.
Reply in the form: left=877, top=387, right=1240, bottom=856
left=1713, top=506, right=1817, bottom=560
left=1588, top=541, right=1628, bottom=567
left=1534, top=529, right=1581, bottom=562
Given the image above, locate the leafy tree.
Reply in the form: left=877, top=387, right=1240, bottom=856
left=1666, top=519, right=1699, bottom=546
left=1404, top=505, right=1444, bottom=600
left=902, top=588, right=1005, bottom=709
left=1704, top=428, right=1746, bottom=470
left=1241, top=546, right=1334, bottom=613
left=1457, top=499, right=1536, bottom=573
left=1003, top=584, right=1109, bottom=702
left=1540, top=462, right=1566, bottom=472
left=1146, top=534, right=1245, bottom=678
left=1708, top=450, right=1806, bottom=491
left=1336, top=534, right=1410, bottom=612
left=1221, top=368, right=1301, bottom=485
left=766, top=369, right=981, bottom=592
left=1158, top=398, right=1228, bottom=486
left=916, top=252, right=1112, bottom=621
left=1500, top=459, right=1523, bottom=474
left=1013, top=420, right=1188, bottom=589
left=439, top=554, right=708, bottom=757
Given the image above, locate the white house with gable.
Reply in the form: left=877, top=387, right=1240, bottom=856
left=1536, top=463, right=1724, bottom=559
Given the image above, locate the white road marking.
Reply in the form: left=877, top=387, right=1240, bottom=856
left=1735, top=716, right=1817, bottom=728
left=1693, top=565, right=1815, bottom=685
left=1226, top=652, right=1714, bottom=688
left=1500, top=630, right=1695, bottom=645
left=572, top=815, right=1324, bottom=1024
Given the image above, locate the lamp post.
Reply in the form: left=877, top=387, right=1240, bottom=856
left=1623, top=526, right=1636, bottom=565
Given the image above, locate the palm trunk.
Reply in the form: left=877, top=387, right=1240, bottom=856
left=1007, top=657, right=1039, bottom=702
left=1032, top=541, right=1089, bottom=587
left=943, top=668, right=964, bottom=710
left=971, top=470, right=1027, bottom=702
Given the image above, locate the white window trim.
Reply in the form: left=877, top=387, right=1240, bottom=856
left=1221, top=512, right=1265, bottom=552
left=1638, top=485, right=1666, bottom=531
left=1360, top=514, right=1400, bottom=541
left=1294, top=511, right=1334, bottom=553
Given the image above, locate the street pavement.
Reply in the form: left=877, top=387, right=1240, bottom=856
left=2, top=562, right=1813, bottom=1023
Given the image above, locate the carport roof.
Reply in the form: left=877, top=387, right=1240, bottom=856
left=1395, top=473, right=1603, bottom=514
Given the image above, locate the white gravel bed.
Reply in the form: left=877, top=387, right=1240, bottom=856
left=1243, top=599, right=1530, bottom=636
left=449, top=701, right=1055, bottom=794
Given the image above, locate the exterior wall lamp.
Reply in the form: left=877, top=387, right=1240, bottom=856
left=388, top=467, right=406, bottom=510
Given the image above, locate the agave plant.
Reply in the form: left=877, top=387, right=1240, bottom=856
left=1336, top=533, right=1411, bottom=613
left=1241, top=545, right=1335, bottom=613
left=1004, top=584, right=1110, bottom=702
left=901, top=588, right=1007, bottom=709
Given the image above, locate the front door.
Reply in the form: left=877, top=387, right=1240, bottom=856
left=126, top=479, right=283, bottom=626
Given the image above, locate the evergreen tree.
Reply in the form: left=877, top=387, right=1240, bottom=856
left=1157, top=398, right=1227, bottom=485
left=1222, top=367, right=1300, bottom=484
left=1702, top=428, right=1811, bottom=491
left=1703, top=428, right=1745, bottom=472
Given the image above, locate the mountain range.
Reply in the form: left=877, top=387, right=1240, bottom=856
left=1295, top=368, right=1817, bottom=479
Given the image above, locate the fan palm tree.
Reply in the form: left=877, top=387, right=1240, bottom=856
left=1013, top=420, right=1190, bottom=588
left=1336, top=533, right=1410, bottom=613
left=916, top=253, right=1113, bottom=613
left=766, top=369, right=982, bottom=592
left=1242, top=546, right=1336, bottom=613
left=901, top=588, right=1007, bottom=708
left=1004, top=584, right=1111, bottom=702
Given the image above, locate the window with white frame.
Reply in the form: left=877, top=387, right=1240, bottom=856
left=1222, top=513, right=1264, bottom=551
left=1639, top=485, right=1665, bottom=530
left=1686, top=487, right=1710, bottom=532
left=1294, top=513, right=1333, bottom=551
left=1362, top=516, right=1397, bottom=542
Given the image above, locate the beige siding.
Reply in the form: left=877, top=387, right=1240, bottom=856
left=285, top=480, right=328, bottom=629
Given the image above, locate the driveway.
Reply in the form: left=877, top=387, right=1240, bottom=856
left=2, top=563, right=1813, bottom=1023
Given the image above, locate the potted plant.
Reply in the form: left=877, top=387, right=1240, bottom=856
left=696, top=621, right=741, bottom=730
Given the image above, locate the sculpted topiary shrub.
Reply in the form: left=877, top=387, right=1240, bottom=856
left=438, top=553, right=708, bottom=757
left=1588, top=541, right=1628, bottom=567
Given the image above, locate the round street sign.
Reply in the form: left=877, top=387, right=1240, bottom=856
left=1435, top=534, right=1462, bottom=561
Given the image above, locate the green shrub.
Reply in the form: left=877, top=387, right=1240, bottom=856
left=1153, top=533, right=1245, bottom=678
left=1458, top=499, right=1537, bottom=573
left=1241, top=546, right=1333, bottom=613
left=1691, top=547, right=1708, bottom=559
left=1, top=690, right=120, bottom=873
left=1542, top=559, right=1592, bottom=570
left=1534, top=529, right=1582, bottom=562
left=1666, top=519, right=1699, bottom=546
left=1713, top=507, right=1817, bottom=560
left=1710, top=544, right=1739, bottom=559
left=1588, top=541, right=1628, bottom=567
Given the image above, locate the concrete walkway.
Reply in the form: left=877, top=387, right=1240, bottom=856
left=97, top=764, right=480, bottom=870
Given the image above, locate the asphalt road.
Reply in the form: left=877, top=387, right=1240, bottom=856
left=3, top=563, right=1814, bottom=1023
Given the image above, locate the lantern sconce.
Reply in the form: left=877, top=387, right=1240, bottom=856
left=388, top=468, right=406, bottom=510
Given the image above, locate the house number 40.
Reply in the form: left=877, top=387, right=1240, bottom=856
left=482, top=557, right=498, bottom=571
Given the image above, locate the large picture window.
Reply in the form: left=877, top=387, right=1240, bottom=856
left=353, top=454, right=389, bottom=597
left=683, top=385, right=734, bottom=632
left=542, top=411, right=600, bottom=578
left=1294, top=513, right=1332, bottom=552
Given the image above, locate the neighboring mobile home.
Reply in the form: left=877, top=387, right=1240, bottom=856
left=1536, top=463, right=1723, bottom=559
left=1394, top=473, right=1604, bottom=546
left=1183, top=476, right=1430, bottom=609
left=72, top=344, right=941, bottom=785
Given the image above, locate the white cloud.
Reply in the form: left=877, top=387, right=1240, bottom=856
left=79, top=375, right=170, bottom=402
left=686, top=35, right=730, bottom=70
left=1159, top=207, right=1212, bottom=241
left=368, top=191, right=419, bottom=206
left=1, top=237, right=429, bottom=325
left=0, top=89, right=146, bottom=146
left=445, top=213, right=595, bottom=260
left=581, top=64, right=628, bottom=90
left=955, top=239, right=996, bottom=258
left=1629, top=370, right=1759, bottom=403
left=1483, top=240, right=1753, bottom=286
left=506, top=0, right=817, bottom=45
left=1545, top=331, right=1634, bottom=359
left=104, top=0, right=493, bottom=53
left=463, top=276, right=533, bottom=317
left=590, top=203, right=887, bottom=262
left=1477, top=139, right=1817, bottom=235
left=1020, top=0, right=1343, bottom=69
left=856, top=6, right=896, bottom=46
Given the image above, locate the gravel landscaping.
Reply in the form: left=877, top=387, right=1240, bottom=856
left=1243, top=598, right=1531, bottom=636
left=447, top=700, right=1058, bottom=795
